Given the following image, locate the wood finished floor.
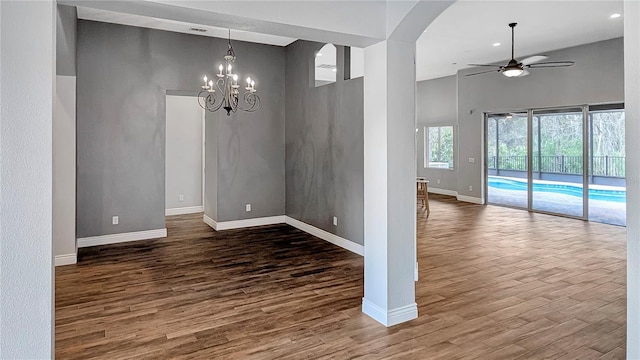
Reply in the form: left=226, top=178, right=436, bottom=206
left=56, top=195, right=626, bottom=359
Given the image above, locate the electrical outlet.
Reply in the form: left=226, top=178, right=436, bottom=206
left=179, top=194, right=184, bottom=202
left=246, top=204, right=251, bottom=212
left=468, top=157, right=475, bottom=163
left=112, top=216, right=119, bottom=225
left=468, top=185, right=473, bottom=192
left=333, top=216, right=338, bottom=226
left=437, top=179, right=441, bottom=184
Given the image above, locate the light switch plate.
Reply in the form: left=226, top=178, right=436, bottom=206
left=469, top=157, right=475, bottom=163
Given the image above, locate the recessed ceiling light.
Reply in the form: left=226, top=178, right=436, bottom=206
left=610, top=13, right=621, bottom=19
left=493, top=42, right=501, bottom=47
left=316, top=53, right=322, bottom=57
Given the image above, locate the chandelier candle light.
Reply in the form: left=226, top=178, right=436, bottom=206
left=198, top=30, right=260, bottom=115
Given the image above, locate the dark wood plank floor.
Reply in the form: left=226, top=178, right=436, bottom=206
left=56, top=195, right=626, bottom=359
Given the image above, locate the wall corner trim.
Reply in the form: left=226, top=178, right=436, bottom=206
left=362, top=298, right=418, bottom=327
left=54, top=253, right=77, bottom=266
left=166, top=206, right=203, bottom=216
left=77, top=228, right=168, bottom=248
left=203, top=214, right=217, bottom=230
left=285, top=216, right=364, bottom=256
left=456, top=195, right=485, bottom=204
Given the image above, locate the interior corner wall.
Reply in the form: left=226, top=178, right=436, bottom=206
left=417, top=38, right=624, bottom=202
left=416, top=75, right=458, bottom=192
left=285, top=40, right=364, bottom=246
left=76, top=20, right=285, bottom=237
left=54, top=4, right=77, bottom=261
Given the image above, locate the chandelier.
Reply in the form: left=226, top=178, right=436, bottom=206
left=198, top=30, right=260, bottom=116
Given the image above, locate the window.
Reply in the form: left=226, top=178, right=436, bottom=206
left=425, top=126, right=454, bottom=169
left=315, top=44, right=336, bottom=87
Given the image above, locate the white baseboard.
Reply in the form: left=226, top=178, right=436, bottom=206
left=203, top=215, right=285, bottom=231
left=285, top=216, right=364, bottom=256
left=165, top=206, right=203, bottom=216
left=428, top=187, right=484, bottom=204
left=54, top=253, right=77, bottom=266
left=456, top=195, right=485, bottom=204
left=203, top=214, right=217, bottom=229
left=362, top=298, right=418, bottom=327
left=427, top=187, right=458, bottom=197
left=77, top=228, right=167, bottom=248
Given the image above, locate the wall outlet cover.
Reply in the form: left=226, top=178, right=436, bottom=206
left=179, top=194, right=184, bottom=202
left=333, top=216, right=338, bottom=226
left=246, top=204, right=251, bottom=212
left=112, top=216, right=119, bottom=225
left=468, top=185, right=473, bottom=192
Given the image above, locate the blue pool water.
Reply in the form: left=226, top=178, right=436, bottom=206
left=488, top=177, right=626, bottom=203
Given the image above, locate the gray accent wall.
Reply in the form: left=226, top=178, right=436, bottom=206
left=77, top=20, right=284, bottom=237
left=417, top=38, right=624, bottom=201
left=56, top=5, right=76, bottom=76
left=416, top=75, right=457, bottom=192
left=285, top=41, right=364, bottom=245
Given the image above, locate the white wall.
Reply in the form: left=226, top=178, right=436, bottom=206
left=625, top=2, right=640, bottom=358
left=165, top=95, right=204, bottom=213
left=0, top=1, right=55, bottom=357
left=54, top=75, right=77, bottom=264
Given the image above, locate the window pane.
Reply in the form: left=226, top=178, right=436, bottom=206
left=427, top=126, right=454, bottom=169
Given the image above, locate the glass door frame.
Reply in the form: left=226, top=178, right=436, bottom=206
left=484, top=105, right=590, bottom=221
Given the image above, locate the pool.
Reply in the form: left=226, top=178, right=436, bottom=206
left=488, top=177, right=626, bottom=203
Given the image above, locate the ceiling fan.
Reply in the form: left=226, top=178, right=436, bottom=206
left=466, top=23, right=575, bottom=78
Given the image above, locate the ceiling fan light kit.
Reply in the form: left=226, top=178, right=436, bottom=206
left=466, top=22, right=575, bottom=78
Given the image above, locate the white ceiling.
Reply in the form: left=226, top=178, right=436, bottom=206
left=77, top=7, right=297, bottom=46
left=416, top=1, right=624, bottom=81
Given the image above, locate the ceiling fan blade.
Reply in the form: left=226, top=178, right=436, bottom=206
left=526, top=61, right=575, bottom=68
left=521, top=55, right=548, bottom=65
left=465, top=69, right=500, bottom=77
left=468, top=63, right=502, bottom=68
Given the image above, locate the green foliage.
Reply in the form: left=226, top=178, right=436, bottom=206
left=486, top=110, right=625, bottom=177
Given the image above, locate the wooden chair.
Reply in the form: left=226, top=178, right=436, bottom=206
left=417, top=178, right=430, bottom=217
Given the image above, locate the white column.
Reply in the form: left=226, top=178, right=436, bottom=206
left=0, top=1, right=55, bottom=358
left=625, top=1, right=640, bottom=358
left=362, top=39, right=418, bottom=326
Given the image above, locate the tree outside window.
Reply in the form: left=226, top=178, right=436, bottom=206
left=426, top=126, right=454, bottom=169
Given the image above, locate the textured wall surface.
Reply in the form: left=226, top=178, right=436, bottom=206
left=0, top=1, right=54, bottom=357
left=416, top=75, right=458, bottom=191
left=77, top=20, right=285, bottom=236
left=56, top=5, right=76, bottom=77
left=285, top=41, right=364, bottom=245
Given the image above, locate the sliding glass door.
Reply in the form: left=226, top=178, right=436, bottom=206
left=485, top=104, right=626, bottom=226
left=531, top=108, right=585, bottom=218
left=486, top=113, right=529, bottom=208
left=588, top=106, right=626, bottom=226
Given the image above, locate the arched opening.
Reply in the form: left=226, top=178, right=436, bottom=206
left=314, top=43, right=336, bottom=87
